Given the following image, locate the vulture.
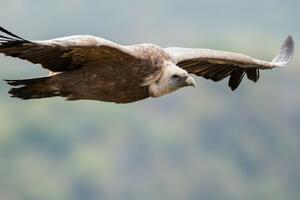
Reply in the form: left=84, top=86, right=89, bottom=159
left=0, top=27, right=294, bottom=103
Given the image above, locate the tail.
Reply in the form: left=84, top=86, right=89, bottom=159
left=5, top=77, right=63, bottom=100
left=272, top=35, right=295, bottom=67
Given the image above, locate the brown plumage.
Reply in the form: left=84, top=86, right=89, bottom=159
left=0, top=27, right=295, bottom=103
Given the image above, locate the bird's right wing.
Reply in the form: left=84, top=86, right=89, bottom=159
left=165, top=36, right=294, bottom=90
left=0, top=27, right=135, bottom=72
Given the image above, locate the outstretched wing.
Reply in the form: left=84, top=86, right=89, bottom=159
left=0, top=27, right=135, bottom=72
left=165, top=36, right=294, bottom=90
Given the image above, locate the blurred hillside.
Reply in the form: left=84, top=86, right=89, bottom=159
left=0, top=0, right=299, bottom=200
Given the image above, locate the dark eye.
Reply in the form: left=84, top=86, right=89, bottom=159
left=172, top=75, right=180, bottom=79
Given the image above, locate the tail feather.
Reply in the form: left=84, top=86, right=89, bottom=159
left=5, top=77, right=49, bottom=86
left=5, top=77, right=62, bottom=100
left=8, top=87, right=58, bottom=100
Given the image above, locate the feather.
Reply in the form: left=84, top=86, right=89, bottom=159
left=166, top=35, right=294, bottom=90
left=228, top=69, right=246, bottom=91
left=0, top=27, right=28, bottom=41
left=246, top=68, right=260, bottom=82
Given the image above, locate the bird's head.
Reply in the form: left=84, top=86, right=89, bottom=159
left=164, top=61, right=196, bottom=89
left=169, top=71, right=196, bottom=89
left=149, top=62, right=195, bottom=97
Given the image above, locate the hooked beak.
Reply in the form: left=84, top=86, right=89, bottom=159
left=185, top=76, right=196, bottom=88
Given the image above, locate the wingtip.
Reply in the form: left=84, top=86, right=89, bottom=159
left=0, top=26, right=29, bottom=42
left=287, top=34, right=294, bottom=53
left=271, top=34, right=295, bottom=67
left=286, top=34, right=294, bottom=51
left=287, top=35, right=294, bottom=42
left=284, top=34, right=295, bottom=65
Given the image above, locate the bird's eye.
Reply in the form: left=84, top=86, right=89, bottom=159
left=172, top=75, right=180, bottom=79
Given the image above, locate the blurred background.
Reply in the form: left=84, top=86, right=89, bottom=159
left=0, top=0, right=299, bottom=200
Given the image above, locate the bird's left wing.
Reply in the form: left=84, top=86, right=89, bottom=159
left=0, top=27, right=135, bottom=72
left=165, top=36, right=294, bottom=90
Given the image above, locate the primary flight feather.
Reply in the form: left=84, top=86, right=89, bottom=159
left=0, top=27, right=294, bottom=103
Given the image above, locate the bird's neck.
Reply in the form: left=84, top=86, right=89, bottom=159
left=148, top=82, right=178, bottom=98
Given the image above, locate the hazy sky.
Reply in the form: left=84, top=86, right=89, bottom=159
left=0, top=2, right=299, bottom=200
left=1, top=0, right=299, bottom=47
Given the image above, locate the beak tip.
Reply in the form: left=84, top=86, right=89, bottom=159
left=186, top=76, right=196, bottom=88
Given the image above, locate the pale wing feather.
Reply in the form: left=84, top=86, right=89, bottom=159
left=166, top=48, right=274, bottom=69
left=165, top=36, right=294, bottom=90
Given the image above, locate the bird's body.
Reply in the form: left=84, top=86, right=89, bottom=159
left=0, top=27, right=294, bottom=103
left=24, top=41, right=170, bottom=103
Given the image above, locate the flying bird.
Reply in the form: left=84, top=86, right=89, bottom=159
left=0, top=27, right=294, bottom=103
